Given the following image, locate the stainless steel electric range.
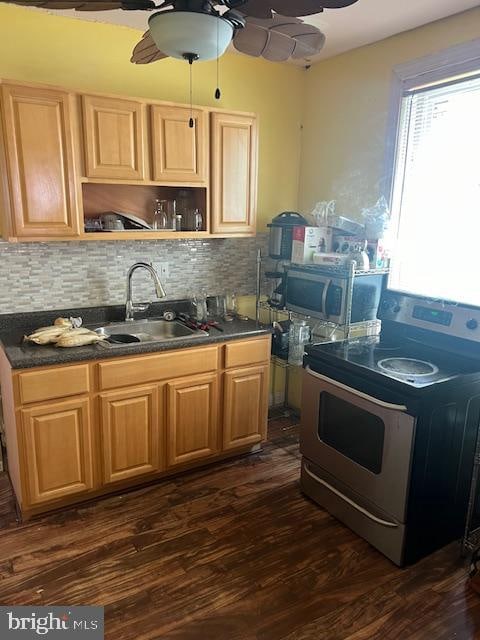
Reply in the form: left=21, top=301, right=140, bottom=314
left=300, top=290, right=480, bottom=566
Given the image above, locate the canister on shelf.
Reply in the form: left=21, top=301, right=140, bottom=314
left=288, top=319, right=311, bottom=366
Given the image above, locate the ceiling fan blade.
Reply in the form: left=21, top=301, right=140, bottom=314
left=0, top=0, right=158, bottom=10
left=315, top=0, right=359, bottom=6
left=239, top=0, right=358, bottom=18
left=237, top=0, right=272, bottom=19
left=131, top=29, right=167, bottom=64
left=233, top=13, right=325, bottom=62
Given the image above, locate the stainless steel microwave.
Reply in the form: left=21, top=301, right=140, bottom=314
left=285, top=266, right=385, bottom=324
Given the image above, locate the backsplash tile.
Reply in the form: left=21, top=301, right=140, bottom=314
left=0, top=235, right=268, bottom=314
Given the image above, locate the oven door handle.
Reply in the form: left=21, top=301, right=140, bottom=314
left=322, top=279, right=332, bottom=319
left=305, top=366, right=408, bottom=412
left=304, top=464, right=399, bottom=528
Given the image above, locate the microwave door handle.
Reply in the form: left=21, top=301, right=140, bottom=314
left=306, top=366, right=408, bottom=412
left=322, top=279, right=332, bottom=319
left=304, top=464, right=399, bottom=528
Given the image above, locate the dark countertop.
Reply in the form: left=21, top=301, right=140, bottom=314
left=0, top=301, right=271, bottom=370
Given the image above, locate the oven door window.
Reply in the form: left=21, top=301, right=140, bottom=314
left=287, top=277, right=326, bottom=314
left=319, top=392, right=385, bottom=474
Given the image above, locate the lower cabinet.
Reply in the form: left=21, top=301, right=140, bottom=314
left=166, top=373, right=219, bottom=468
left=4, top=337, right=271, bottom=517
left=100, top=385, right=161, bottom=484
left=21, top=397, right=95, bottom=505
left=223, top=365, right=269, bottom=450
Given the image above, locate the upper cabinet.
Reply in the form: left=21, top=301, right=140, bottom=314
left=82, top=95, right=146, bottom=181
left=0, top=80, right=258, bottom=242
left=211, top=112, right=258, bottom=235
left=0, top=84, right=80, bottom=238
left=151, top=105, right=208, bottom=184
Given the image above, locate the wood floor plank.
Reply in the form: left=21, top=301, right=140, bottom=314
left=0, top=414, right=478, bottom=640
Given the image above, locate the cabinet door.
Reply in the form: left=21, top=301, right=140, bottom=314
left=151, top=105, right=207, bottom=183
left=82, top=95, right=145, bottom=180
left=100, top=386, right=161, bottom=484
left=1, top=84, right=80, bottom=238
left=21, top=397, right=95, bottom=506
left=223, top=365, right=269, bottom=451
left=166, top=374, right=219, bottom=467
left=211, top=112, right=258, bottom=235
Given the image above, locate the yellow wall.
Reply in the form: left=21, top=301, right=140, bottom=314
left=0, top=4, right=306, bottom=231
left=298, top=7, right=480, bottom=217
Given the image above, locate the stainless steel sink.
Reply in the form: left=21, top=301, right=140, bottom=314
left=93, top=319, right=208, bottom=344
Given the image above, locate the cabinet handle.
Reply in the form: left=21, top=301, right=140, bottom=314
left=322, top=278, right=332, bottom=319
left=304, top=464, right=399, bottom=528
left=306, top=366, right=408, bottom=412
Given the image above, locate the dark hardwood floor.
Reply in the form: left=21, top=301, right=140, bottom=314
left=0, top=414, right=480, bottom=639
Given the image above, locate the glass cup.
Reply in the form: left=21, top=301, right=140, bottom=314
left=226, top=293, right=238, bottom=316
left=192, top=293, right=208, bottom=323
left=208, top=295, right=227, bottom=319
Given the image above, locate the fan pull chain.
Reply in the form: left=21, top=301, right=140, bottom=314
left=189, top=59, right=194, bottom=128
left=183, top=53, right=198, bottom=128
left=215, top=15, right=221, bottom=100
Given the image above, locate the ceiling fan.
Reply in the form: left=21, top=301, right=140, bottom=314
left=3, top=0, right=360, bottom=64
left=3, top=0, right=359, bottom=125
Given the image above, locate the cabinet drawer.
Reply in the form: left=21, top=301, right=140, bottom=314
left=18, top=364, right=90, bottom=405
left=98, top=346, right=218, bottom=390
left=224, top=337, right=271, bottom=369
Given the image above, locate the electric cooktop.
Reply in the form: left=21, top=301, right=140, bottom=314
left=305, top=335, right=479, bottom=389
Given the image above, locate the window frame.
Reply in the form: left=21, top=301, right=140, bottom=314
left=384, top=38, right=480, bottom=205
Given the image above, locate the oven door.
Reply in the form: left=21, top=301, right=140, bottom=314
left=300, top=366, right=416, bottom=522
left=285, top=270, right=346, bottom=323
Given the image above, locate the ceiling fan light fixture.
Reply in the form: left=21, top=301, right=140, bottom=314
left=148, top=11, right=234, bottom=61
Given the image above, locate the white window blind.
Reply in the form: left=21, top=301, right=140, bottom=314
left=388, top=73, right=480, bottom=307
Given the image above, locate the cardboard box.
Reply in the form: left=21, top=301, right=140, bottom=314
left=367, top=238, right=389, bottom=269
left=332, top=234, right=360, bottom=254
left=313, top=252, right=351, bottom=267
left=292, top=226, right=332, bottom=264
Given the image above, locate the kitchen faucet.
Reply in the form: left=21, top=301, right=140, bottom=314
left=125, top=262, right=167, bottom=321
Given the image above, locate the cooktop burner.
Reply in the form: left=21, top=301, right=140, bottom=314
left=377, top=358, right=439, bottom=378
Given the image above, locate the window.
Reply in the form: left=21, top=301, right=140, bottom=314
left=388, top=50, right=480, bottom=307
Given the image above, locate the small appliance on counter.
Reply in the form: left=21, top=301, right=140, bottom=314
left=300, top=290, right=480, bottom=566
left=271, top=320, right=291, bottom=360
left=267, top=212, right=308, bottom=260
left=265, top=269, right=287, bottom=309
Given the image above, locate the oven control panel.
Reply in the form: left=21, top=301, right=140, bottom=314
left=379, top=291, right=480, bottom=342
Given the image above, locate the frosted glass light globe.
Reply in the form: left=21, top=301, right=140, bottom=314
left=148, top=11, right=234, bottom=61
